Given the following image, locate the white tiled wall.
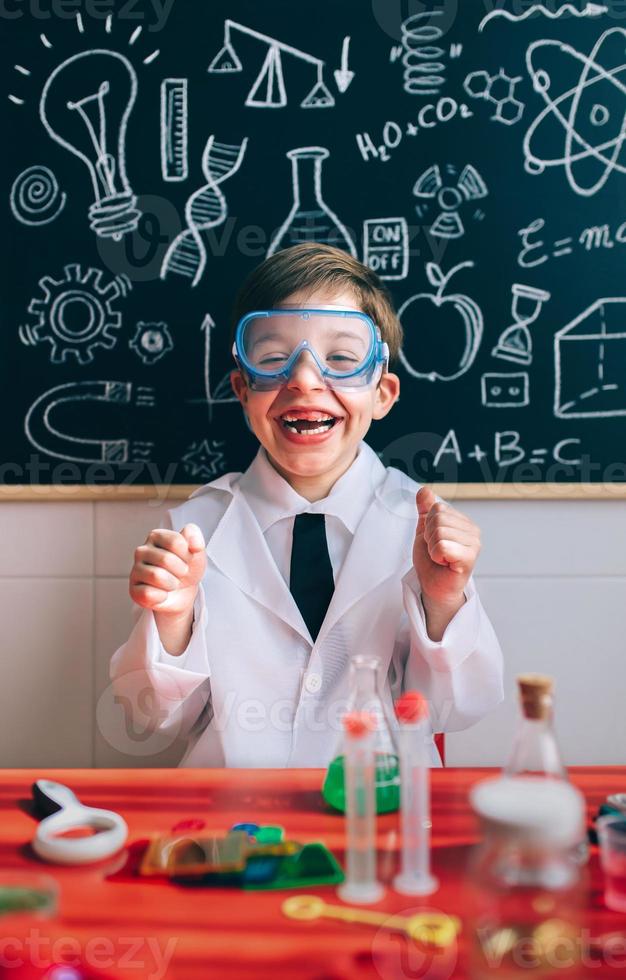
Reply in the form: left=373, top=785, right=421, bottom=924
left=1, top=498, right=623, bottom=767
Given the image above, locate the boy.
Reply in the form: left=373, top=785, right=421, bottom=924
left=110, top=243, right=503, bottom=767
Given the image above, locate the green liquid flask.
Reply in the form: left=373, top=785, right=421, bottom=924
left=322, top=656, right=400, bottom=814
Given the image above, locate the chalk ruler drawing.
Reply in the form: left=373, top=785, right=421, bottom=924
left=391, top=11, right=446, bottom=97
left=362, top=218, right=408, bottom=279
left=160, top=135, right=248, bottom=286
left=183, top=440, right=226, bottom=480
left=413, top=163, right=488, bottom=240
left=160, top=78, right=188, bottom=181
left=267, top=146, right=357, bottom=257
left=524, top=29, right=626, bottom=197
left=479, top=2, right=608, bottom=32
left=19, top=263, right=131, bottom=364
left=24, top=381, right=154, bottom=463
left=129, top=322, right=174, bottom=365
left=39, top=50, right=142, bottom=239
left=10, top=165, right=67, bottom=225
left=464, top=69, right=524, bottom=126
left=208, top=20, right=342, bottom=107
left=481, top=372, right=530, bottom=408
left=492, top=284, right=551, bottom=366
left=555, top=298, right=626, bottom=417
left=398, top=261, right=484, bottom=382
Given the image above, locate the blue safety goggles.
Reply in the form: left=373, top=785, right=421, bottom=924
left=232, top=308, right=389, bottom=391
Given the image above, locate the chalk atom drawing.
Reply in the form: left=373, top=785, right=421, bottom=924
left=524, top=29, right=626, bottom=197
left=25, top=381, right=154, bottom=463
left=555, top=298, right=626, bottom=417
left=160, top=135, right=248, bottom=286
left=160, top=78, right=188, bottom=182
left=10, top=165, right=67, bottom=225
left=413, top=163, right=488, bottom=240
left=19, top=264, right=130, bottom=364
left=208, top=20, right=336, bottom=108
left=39, top=49, right=141, bottom=239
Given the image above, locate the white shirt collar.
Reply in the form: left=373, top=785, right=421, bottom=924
left=239, top=441, right=386, bottom=535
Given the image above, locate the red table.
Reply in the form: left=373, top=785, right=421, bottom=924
left=0, top=768, right=624, bottom=979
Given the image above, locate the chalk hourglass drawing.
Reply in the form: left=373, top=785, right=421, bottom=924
left=267, top=147, right=357, bottom=257
left=39, top=50, right=141, bottom=240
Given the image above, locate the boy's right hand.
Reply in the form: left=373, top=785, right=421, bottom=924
left=130, top=523, right=207, bottom=616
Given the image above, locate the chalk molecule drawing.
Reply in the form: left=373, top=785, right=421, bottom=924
left=129, top=322, right=174, bottom=365
left=182, top=440, right=226, bottom=480
left=10, top=165, right=67, bottom=225
left=208, top=20, right=342, bottom=108
left=19, top=264, right=131, bottom=364
left=24, top=380, right=154, bottom=463
left=479, top=2, right=608, bottom=32
left=463, top=68, right=524, bottom=126
left=398, top=261, right=484, bottom=383
left=413, top=164, right=488, bottom=240
left=554, top=298, right=626, bottom=418
left=524, top=29, right=626, bottom=197
left=160, top=135, right=248, bottom=287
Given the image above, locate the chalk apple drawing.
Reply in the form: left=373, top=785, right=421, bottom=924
left=398, top=260, right=484, bottom=382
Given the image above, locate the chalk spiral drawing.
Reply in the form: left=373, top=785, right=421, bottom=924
left=182, top=439, right=226, bottom=480
left=524, top=29, right=626, bottom=197
left=19, top=264, right=131, bottom=364
left=24, top=380, right=154, bottom=463
left=39, top=50, right=142, bottom=239
left=208, top=20, right=341, bottom=108
left=10, top=165, right=66, bottom=225
left=479, top=2, right=608, bottom=32
left=555, top=298, right=626, bottom=418
left=413, top=163, right=488, bottom=240
left=129, top=322, right=174, bottom=365
left=390, top=11, right=446, bottom=97
left=464, top=69, right=524, bottom=126
left=160, top=135, right=248, bottom=287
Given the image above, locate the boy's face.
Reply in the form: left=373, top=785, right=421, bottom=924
left=230, top=287, right=400, bottom=490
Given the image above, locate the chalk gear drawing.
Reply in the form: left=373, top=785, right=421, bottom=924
left=129, top=322, right=174, bottom=365
left=19, top=264, right=130, bottom=364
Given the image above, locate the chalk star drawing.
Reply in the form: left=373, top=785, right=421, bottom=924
left=182, top=440, right=226, bottom=480
left=19, top=264, right=131, bottom=364
left=524, top=28, right=626, bottom=197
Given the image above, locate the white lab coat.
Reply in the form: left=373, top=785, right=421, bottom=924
left=110, top=453, right=504, bottom=768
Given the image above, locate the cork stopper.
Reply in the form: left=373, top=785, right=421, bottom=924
left=517, top=673, right=554, bottom=720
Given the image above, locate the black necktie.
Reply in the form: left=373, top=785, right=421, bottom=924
left=289, top=513, right=335, bottom=642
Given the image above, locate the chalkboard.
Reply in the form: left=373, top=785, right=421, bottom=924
left=4, top=0, right=626, bottom=495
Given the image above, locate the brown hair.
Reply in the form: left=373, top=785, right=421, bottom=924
left=230, top=243, right=403, bottom=364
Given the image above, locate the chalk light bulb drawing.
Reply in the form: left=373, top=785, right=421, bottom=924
left=40, top=50, right=141, bottom=240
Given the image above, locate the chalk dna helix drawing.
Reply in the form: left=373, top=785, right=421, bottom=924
left=524, top=28, right=626, bottom=197
left=160, top=135, right=248, bottom=287
left=19, top=264, right=131, bottom=364
left=10, top=165, right=67, bottom=225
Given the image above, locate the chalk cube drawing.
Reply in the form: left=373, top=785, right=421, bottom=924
left=555, top=298, right=626, bottom=417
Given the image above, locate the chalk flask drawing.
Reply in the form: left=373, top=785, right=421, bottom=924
left=267, top=147, right=357, bottom=257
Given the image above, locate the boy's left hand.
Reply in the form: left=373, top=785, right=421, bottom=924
left=413, top=486, right=481, bottom=616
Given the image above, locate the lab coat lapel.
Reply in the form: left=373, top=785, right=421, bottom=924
left=318, top=472, right=415, bottom=645
left=206, top=487, right=312, bottom=643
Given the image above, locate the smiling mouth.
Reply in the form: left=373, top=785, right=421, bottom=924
left=278, top=411, right=342, bottom=435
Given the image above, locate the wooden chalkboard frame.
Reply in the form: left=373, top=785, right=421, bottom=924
left=1, top=483, right=625, bottom=501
